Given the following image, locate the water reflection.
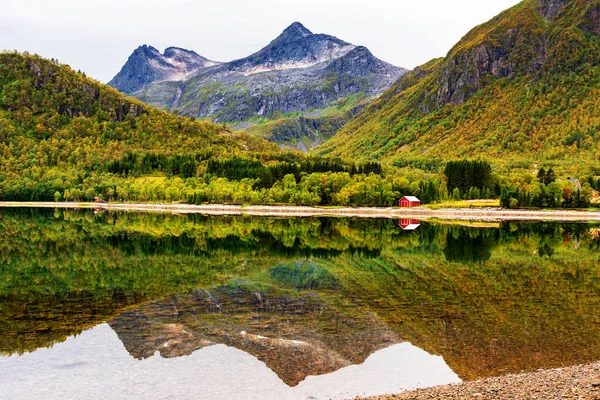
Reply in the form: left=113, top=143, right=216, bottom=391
left=109, top=278, right=397, bottom=386
left=398, top=219, right=421, bottom=231
left=1, top=208, right=600, bottom=397
left=0, top=324, right=459, bottom=400
left=443, top=226, right=498, bottom=263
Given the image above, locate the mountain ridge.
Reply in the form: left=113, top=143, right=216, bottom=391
left=108, top=45, right=220, bottom=94
left=108, top=22, right=407, bottom=149
left=316, top=0, right=600, bottom=176
left=222, top=21, right=357, bottom=75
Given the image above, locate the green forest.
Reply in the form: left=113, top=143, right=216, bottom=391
left=0, top=51, right=448, bottom=207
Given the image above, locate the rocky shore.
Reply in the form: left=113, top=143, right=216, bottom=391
left=364, top=361, right=600, bottom=400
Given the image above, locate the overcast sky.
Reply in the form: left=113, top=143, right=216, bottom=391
left=2, top=0, right=521, bottom=83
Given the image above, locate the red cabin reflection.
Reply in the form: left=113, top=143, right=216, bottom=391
left=398, top=219, right=421, bottom=231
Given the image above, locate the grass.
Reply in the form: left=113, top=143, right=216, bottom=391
left=425, top=199, right=501, bottom=210
left=426, top=219, right=501, bottom=228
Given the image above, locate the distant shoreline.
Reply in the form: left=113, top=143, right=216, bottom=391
left=1, top=202, right=600, bottom=222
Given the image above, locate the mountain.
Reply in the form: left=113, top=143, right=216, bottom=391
left=243, top=106, right=363, bottom=152
left=108, top=22, right=407, bottom=150
left=225, top=21, right=355, bottom=74
left=317, top=0, right=600, bottom=176
left=108, top=45, right=220, bottom=94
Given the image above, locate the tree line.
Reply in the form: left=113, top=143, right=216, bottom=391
left=501, top=167, right=596, bottom=209
left=443, top=159, right=499, bottom=200
left=104, top=152, right=213, bottom=178
left=206, top=156, right=382, bottom=189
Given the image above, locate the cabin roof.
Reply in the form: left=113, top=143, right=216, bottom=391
left=559, top=178, right=582, bottom=188
left=401, top=223, right=421, bottom=230
left=402, top=196, right=420, bottom=202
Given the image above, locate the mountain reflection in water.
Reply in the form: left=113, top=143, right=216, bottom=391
left=0, top=324, right=459, bottom=400
left=1, top=208, right=600, bottom=398
left=108, top=277, right=399, bottom=387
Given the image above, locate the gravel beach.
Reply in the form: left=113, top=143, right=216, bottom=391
left=1, top=202, right=600, bottom=222
left=364, top=361, right=600, bottom=400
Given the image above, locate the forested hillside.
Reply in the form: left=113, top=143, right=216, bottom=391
left=0, top=52, right=439, bottom=206
left=317, top=0, right=600, bottom=177
left=0, top=51, right=275, bottom=200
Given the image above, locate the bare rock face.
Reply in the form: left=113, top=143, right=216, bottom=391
left=108, top=45, right=219, bottom=94
left=581, top=3, right=600, bottom=36
left=435, top=30, right=546, bottom=108
left=538, top=0, right=568, bottom=19
left=225, top=22, right=357, bottom=74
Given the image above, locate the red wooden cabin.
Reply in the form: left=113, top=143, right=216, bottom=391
left=399, top=196, right=420, bottom=207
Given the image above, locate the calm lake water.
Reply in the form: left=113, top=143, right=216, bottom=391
left=1, top=208, right=599, bottom=399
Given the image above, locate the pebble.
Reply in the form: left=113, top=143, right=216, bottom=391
left=360, top=360, right=600, bottom=400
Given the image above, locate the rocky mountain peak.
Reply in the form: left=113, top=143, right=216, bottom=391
left=278, top=22, right=313, bottom=42
left=343, top=46, right=375, bottom=60
left=538, top=0, right=568, bottom=19
left=162, top=47, right=215, bottom=71
left=325, top=45, right=405, bottom=79
left=226, top=22, right=356, bottom=74
left=108, top=46, right=218, bottom=94
left=136, top=44, right=159, bottom=54
left=163, top=47, right=199, bottom=61
left=130, top=45, right=164, bottom=63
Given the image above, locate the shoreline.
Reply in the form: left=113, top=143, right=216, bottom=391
left=363, top=360, right=600, bottom=400
left=1, top=202, right=600, bottom=221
